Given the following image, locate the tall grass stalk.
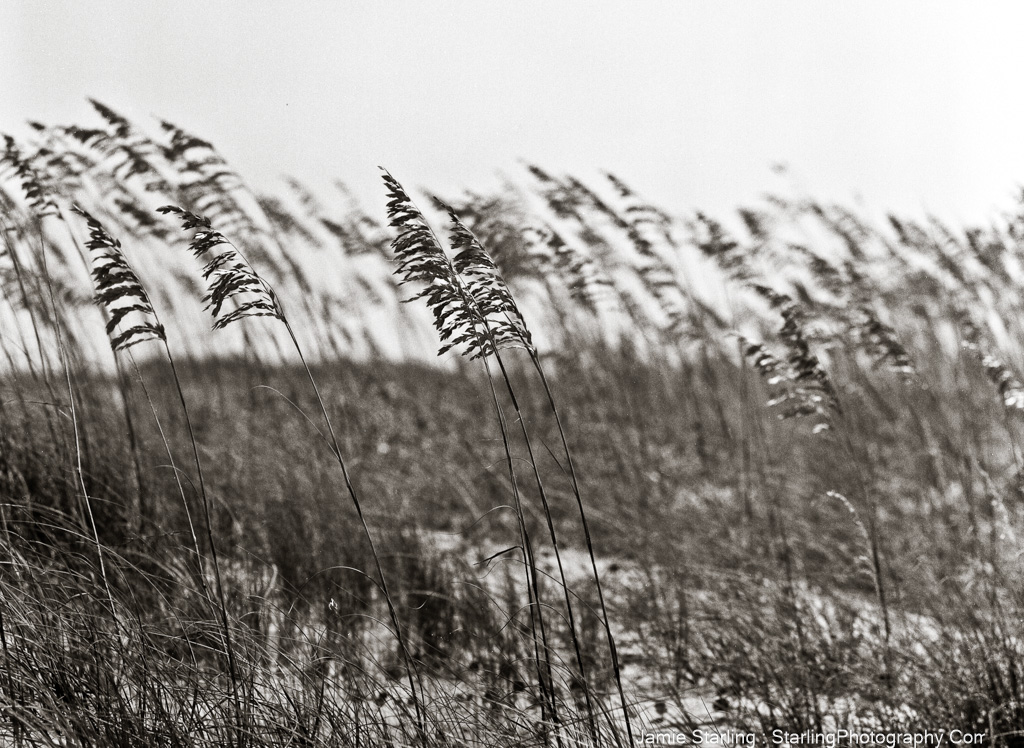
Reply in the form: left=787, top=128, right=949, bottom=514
left=160, top=204, right=427, bottom=743
left=480, top=354, right=562, bottom=738
left=447, top=199, right=631, bottom=741
left=383, top=174, right=622, bottom=744
left=0, top=217, right=68, bottom=473
left=70, top=206, right=244, bottom=746
left=57, top=209, right=151, bottom=530
left=528, top=351, right=634, bottom=743
left=159, top=340, right=245, bottom=723
left=277, top=315, right=428, bottom=742
left=32, top=221, right=116, bottom=620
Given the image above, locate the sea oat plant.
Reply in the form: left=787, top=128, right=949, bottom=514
left=158, top=203, right=429, bottom=742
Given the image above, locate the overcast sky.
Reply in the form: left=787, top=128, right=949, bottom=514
left=3, top=1, right=1024, bottom=225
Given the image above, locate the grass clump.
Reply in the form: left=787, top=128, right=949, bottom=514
left=3, top=104, right=1024, bottom=744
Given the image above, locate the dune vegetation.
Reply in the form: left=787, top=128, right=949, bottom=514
left=1, top=101, right=1024, bottom=745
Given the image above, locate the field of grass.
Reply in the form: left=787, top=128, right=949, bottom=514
left=2, top=101, right=1024, bottom=745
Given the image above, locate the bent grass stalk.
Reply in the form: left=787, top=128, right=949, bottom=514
left=55, top=208, right=151, bottom=529
left=125, top=352, right=209, bottom=608
left=32, top=216, right=116, bottom=618
left=382, top=173, right=566, bottom=735
left=480, top=353, right=561, bottom=736
left=383, top=174, right=632, bottom=744
left=448, top=198, right=632, bottom=738
left=528, top=351, right=634, bottom=744
left=489, top=353, right=602, bottom=743
left=0, top=218, right=68, bottom=487
left=70, top=206, right=244, bottom=745
left=447, top=201, right=632, bottom=743
left=159, top=204, right=427, bottom=743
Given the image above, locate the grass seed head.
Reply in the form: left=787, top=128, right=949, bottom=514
left=72, top=205, right=166, bottom=351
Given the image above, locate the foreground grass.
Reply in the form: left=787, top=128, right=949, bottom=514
left=5, top=102, right=1024, bottom=743
left=1, top=345, right=1023, bottom=744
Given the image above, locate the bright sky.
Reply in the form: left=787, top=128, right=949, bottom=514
left=3, top=1, right=1024, bottom=226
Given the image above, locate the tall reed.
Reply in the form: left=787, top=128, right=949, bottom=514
left=70, top=205, right=244, bottom=744
left=446, top=204, right=633, bottom=743
left=158, top=203, right=428, bottom=742
left=384, top=171, right=634, bottom=744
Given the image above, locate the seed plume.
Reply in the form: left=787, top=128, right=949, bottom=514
left=72, top=205, right=165, bottom=351
left=158, top=205, right=283, bottom=330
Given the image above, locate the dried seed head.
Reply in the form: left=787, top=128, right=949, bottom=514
left=72, top=205, right=165, bottom=351
left=159, top=205, right=283, bottom=330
